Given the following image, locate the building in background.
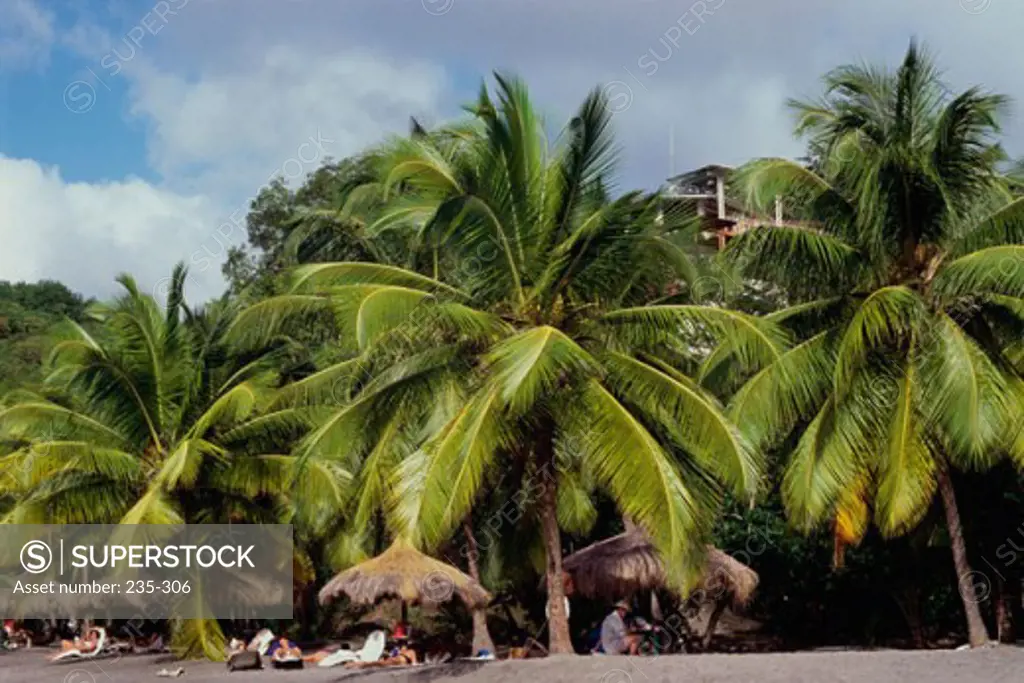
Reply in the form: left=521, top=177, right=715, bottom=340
left=662, top=164, right=785, bottom=250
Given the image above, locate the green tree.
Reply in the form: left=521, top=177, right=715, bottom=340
left=233, top=75, right=765, bottom=653
left=223, top=155, right=388, bottom=297
left=0, top=266, right=323, bottom=657
left=721, top=41, right=1024, bottom=647
left=0, top=280, right=90, bottom=395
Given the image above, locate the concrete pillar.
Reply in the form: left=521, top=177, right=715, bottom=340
left=716, top=173, right=726, bottom=219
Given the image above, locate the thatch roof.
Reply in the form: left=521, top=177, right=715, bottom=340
left=318, top=538, right=490, bottom=609
left=561, top=530, right=758, bottom=608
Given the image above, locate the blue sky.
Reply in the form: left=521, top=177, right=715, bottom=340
left=2, top=0, right=1023, bottom=301
left=0, top=2, right=149, bottom=181
left=2, top=68, right=149, bottom=183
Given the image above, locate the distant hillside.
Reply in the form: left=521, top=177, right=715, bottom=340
left=0, top=280, right=89, bottom=396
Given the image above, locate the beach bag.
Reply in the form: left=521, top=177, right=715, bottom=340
left=226, top=650, right=261, bottom=671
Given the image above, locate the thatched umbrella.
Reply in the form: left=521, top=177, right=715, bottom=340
left=318, top=539, right=490, bottom=623
left=561, top=530, right=759, bottom=610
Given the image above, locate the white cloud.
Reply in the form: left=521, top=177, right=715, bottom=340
left=12, top=0, right=1024, bottom=301
left=8, top=11, right=452, bottom=301
left=0, top=156, right=221, bottom=300
left=123, top=46, right=450, bottom=197
left=0, top=0, right=55, bottom=69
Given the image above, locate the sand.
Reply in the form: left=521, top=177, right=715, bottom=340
left=1, top=646, right=1023, bottom=683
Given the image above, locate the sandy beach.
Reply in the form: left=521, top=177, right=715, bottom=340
left=2, top=647, right=1023, bottom=683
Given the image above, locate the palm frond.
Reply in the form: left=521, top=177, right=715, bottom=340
left=603, top=305, right=790, bottom=371
left=874, top=352, right=936, bottom=536
left=391, top=387, right=509, bottom=548
left=225, top=295, right=330, bottom=350
left=488, top=326, right=598, bottom=415
left=291, top=262, right=464, bottom=297
left=189, top=383, right=257, bottom=438
left=834, top=286, right=925, bottom=393
left=723, top=223, right=861, bottom=294
left=934, top=245, right=1024, bottom=300
left=728, top=331, right=837, bottom=450
left=916, top=313, right=1013, bottom=465
left=327, top=284, right=432, bottom=351
left=579, top=380, right=714, bottom=593
left=783, top=398, right=862, bottom=531
left=601, top=352, right=761, bottom=499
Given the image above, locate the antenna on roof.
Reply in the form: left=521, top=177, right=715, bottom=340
left=668, top=124, right=675, bottom=177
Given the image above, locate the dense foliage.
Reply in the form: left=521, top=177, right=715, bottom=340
left=0, top=280, right=88, bottom=394
left=3, top=43, right=1024, bottom=657
left=723, top=41, right=1024, bottom=646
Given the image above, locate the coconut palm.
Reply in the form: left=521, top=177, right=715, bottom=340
left=720, top=41, right=1024, bottom=647
left=231, top=75, right=767, bottom=653
left=0, top=266, right=320, bottom=658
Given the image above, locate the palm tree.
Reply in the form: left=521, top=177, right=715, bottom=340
left=0, top=266, right=317, bottom=657
left=720, top=41, right=1024, bottom=647
left=231, top=75, right=766, bottom=653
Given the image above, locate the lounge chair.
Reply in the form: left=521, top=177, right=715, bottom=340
left=316, top=630, right=386, bottom=668
left=250, top=629, right=275, bottom=655
left=271, top=653, right=303, bottom=670
left=52, top=628, right=108, bottom=662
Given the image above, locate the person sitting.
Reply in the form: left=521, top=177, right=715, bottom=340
left=267, top=636, right=301, bottom=661
left=2, top=620, right=30, bottom=649
left=600, top=600, right=641, bottom=655
left=343, top=645, right=417, bottom=669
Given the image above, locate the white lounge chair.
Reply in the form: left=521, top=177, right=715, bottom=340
left=317, top=630, right=386, bottom=668
left=52, top=628, right=108, bottom=662
left=250, top=628, right=275, bottom=655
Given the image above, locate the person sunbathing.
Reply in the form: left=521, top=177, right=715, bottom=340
left=301, top=645, right=339, bottom=664
left=52, top=629, right=99, bottom=659
left=123, top=632, right=165, bottom=653
left=343, top=645, right=417, bottom=669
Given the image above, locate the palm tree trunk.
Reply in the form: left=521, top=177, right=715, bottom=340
left=701, top=600, right=727, bottom=650
left=996, top=576, right=1017, bottom=644
left=892, top=586, right=926, bottom=648
left=936, top=467, right=990, bottom=647
left=463, top=520, right=496, bottom=655
left=536, top=426, right=573, bottom=654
